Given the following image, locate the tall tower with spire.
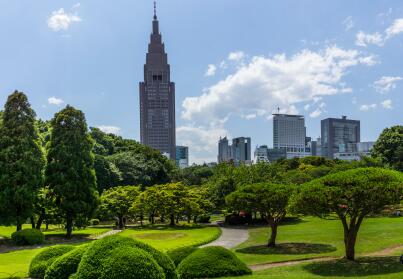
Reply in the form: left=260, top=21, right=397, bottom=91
left=139, top=2, right=176, bottom=159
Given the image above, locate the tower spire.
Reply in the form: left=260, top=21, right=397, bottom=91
left=153, top=1, right=157, bottom=20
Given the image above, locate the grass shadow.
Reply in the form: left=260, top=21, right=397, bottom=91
left=279, top=217, right=306, bottom=226
left=236, top=243, right=337, bottom=255
left=304, top=257, right=403, bottom=277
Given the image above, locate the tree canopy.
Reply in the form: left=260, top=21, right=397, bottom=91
left=372, top=125, right=403, bottom=171
left=0, top=91, right=45, bottom=231
left=291, top=167, right=403, bottom=260
left=46, top=106, right=99, bottom=237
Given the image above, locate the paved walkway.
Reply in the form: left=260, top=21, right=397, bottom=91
left=93, top=229, right=122, bottom=239
left=202, top=226, right=249, bottom=249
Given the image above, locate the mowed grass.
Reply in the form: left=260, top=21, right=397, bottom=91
left=119, top=225, right=221, bottom=251
left=0, top=225, right=111, bottom=239
left=225, top=256, right=403, bottom=279
left=234, top=216, right=403, bottom=265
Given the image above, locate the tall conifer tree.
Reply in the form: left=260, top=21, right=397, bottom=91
left=46, top=105, right=98, bottom=238
left=0, top=91, right=45, bottom=231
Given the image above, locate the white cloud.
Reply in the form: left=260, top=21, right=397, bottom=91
left=381, top=99, right=393, bottom=109
left=182, top=46, right=375, bottom=124
left=47, top=7, right=81, bottom=32
left=309, top=102, right=326, bottom=118
left=385, top=18, right=403, bottom=39
left=355, top=17, right=403, bottom=47
left=228, top=51, right=245, bottom=62
left=373, top=76, right=403, bottom=93
left=205, top=64, right=217, bottom=77
left=342, top=16, right=354, bottom=31
left=176, top=125, right=228, bottom=164
left=98, top=125, right=121, bottom=135
left=359, top=103, right=377, bottom=111
left=355, top=31, right=384, bottom=47
left=47, top=96, right=64, bottom=106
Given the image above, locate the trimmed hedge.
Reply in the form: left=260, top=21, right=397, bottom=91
left=177, top=246, right=252, bottom=278
left=29, top=245, right=75, bottom=279
left=167, top=246, right=199, bottom=266
left=11, top=228, right=44, bottom=246
left=75, top=235, right=177, bottom=279
left=100, top=247, right=165, bottom=279
left=44, top=244, right=89, bottom=279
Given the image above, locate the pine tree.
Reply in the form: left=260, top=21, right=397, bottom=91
left=46, top=105, right=99, bottom=238
left=0, top=91, right=45, bottom=231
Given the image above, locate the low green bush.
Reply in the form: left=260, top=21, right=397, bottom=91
left=76, top=235, right=176, bottom=279
left=197, top=215, right=211, bottom=223
left=44, top=244, right=89, bottom=279
left=90, top=219, right=100, bottom=225
left=167, top=246, right=198, bottom=266
left=11, top=228, right=44, bottom=246
left=29, top=245, right=75, bottom=279
left=177, top=246, right=252, bottom=278
left=100, top=247, right=165, bottom=279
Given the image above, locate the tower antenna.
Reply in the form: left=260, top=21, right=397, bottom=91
left=153, top=1, right=157, bottom=19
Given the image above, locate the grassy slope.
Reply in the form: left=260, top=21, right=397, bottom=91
left=119, top=225, right=221, bottom=251
left=234, top=216, right=403, bottom=265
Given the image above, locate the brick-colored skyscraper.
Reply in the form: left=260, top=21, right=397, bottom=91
left=139, top=3, right=176, bottom=159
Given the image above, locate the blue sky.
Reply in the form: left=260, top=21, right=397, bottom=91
left=1, top=1, right=402, bottom=163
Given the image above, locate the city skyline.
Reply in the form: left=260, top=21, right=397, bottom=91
left=1, top=1, right=403, bottom=164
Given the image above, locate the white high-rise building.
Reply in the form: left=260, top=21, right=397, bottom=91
left=273, top=113, right=309, bottom=159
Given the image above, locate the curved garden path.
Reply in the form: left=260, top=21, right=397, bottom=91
left=201, top=226, right=249, bottom=249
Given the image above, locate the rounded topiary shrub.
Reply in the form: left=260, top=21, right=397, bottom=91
left=177, top=246, right=252, bottom=279
left=100, top=247, right=165, bottom=279
left=75, top=235, right=177, bottom=279
left=11, top=228, right=44, bottom=246
left=29, top=245, right=75, bottom=279
left=44, top=244, right=89, bottom=279
left=167, top=246, right=199, bottom=266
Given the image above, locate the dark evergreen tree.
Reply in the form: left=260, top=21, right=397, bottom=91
left=0, top=91, right=45, bottom=231
left=46, top=105, right=99, bottom=238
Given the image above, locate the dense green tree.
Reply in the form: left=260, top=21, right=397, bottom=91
left=291, top=167, right=403, bottom=260
left=226, top=183, right=294, bottom=247
left=372, top=125, right=403, bottom=171
left=0, top=91, right=45, bottom=231
left=99, top=186, right=139, bottom=229
left=133, top=186, right=165, bottom=224
left=46, top=106, right=99, bottom=238
left=173, top=165, right=214, bottom=186
left=93, top=154, right=122, bottom=192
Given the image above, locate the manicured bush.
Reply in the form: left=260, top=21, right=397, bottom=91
left=29, top=245, right=75, bottom=279
left=11, top=228, right=44, bottom=245
left=197, top=215, right=211, bottom=223
left=76, top=235, right=176, bottom=279
left=100, top=247, right=165, bottom=279
left=44, top=244, right=89, bottom=279
left=177, top=246, right=252, bottom=278
left=167, top=246, right=199, bottom=266
left=90, top=219, right=100, bottom=225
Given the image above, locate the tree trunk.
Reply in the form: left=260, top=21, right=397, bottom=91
left=193, top=216, right=197, bottom=223
left=16, top=223, right=22, bottom=231
left=66, top=215, right=73, bottom=238
left=169, top=214, right=175, bottom=226
left=46, top=222, right=49, bottom=230
left=30, top=216, right=35, bottom=229
left=36, top=215, right=44, bottom=230
left=267, top=224, right=278, bottom=247
left=151, top=214, right=155, bottom=225
left=118, top=216, right=124, bottom=229
left=341, top=214, right=364, bottom=261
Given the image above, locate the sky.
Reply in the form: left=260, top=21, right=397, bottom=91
left=0, top=0, right=403, bottom=164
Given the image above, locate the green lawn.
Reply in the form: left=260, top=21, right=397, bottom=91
left=234, top=216, right=403, bottom=265
left=119, top=225, right=221, bottom=251
left=225, top=256, right=403, bottom=279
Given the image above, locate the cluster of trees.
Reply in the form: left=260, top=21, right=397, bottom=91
left=99, top=183, right=212, bottom=229
left=0, top=91, right=174, bottom=237
left=226, top=168, right=403, bottom=260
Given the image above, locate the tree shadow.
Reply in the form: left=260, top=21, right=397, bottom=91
left=279, top=217, right=306, bottom=226
left=236, top=243, right=337, bottom=255
left=304, top=257, right=403, bottom=277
